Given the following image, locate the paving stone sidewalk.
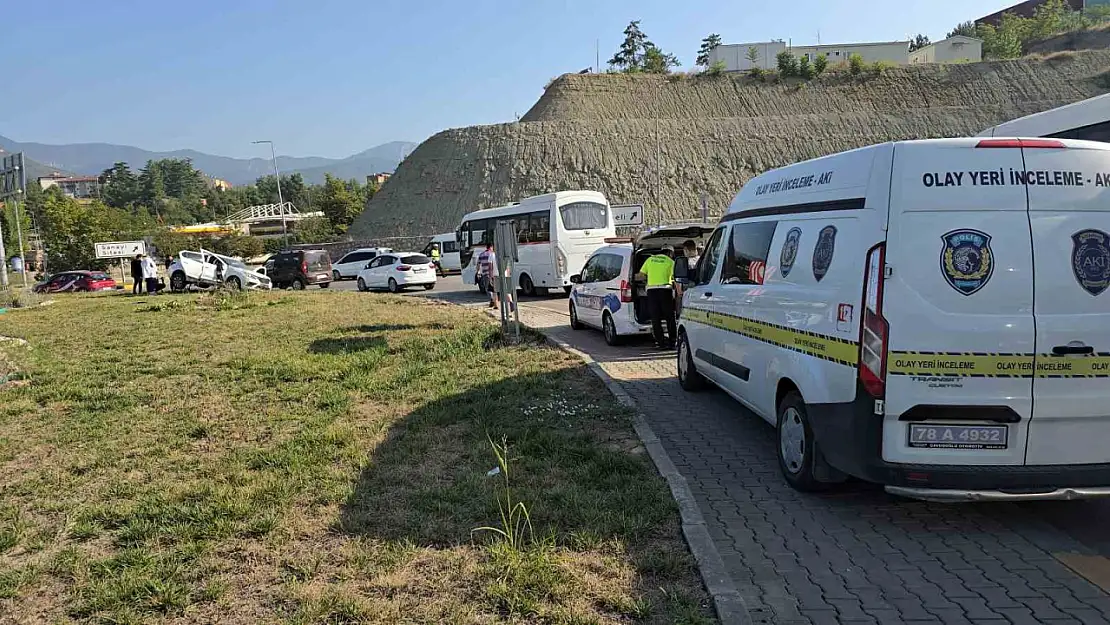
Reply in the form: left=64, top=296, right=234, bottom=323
left=514, top=302, right=1110, bottom=625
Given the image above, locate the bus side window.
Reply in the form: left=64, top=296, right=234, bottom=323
left=531, top=211, right=550, bottom=242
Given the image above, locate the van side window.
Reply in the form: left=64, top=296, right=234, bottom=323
left=696, top=227, right=727, bottom=285
left=600, top=254, right=623, bottom=281
left=530, top=211, right=551, bottom=242
left=721, top=221, right=778, bottom=285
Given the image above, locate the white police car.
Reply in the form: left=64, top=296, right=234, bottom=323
left=569, top=223, right=713, bottom=345
left=678, top=137, right=1110, bottom=501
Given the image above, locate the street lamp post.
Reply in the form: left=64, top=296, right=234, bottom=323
left=252, top=140, right=287, bottom=247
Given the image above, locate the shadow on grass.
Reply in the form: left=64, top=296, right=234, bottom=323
left=338, top=367, right=675, bottom=548
left=308, top=336, right=389, bottom=355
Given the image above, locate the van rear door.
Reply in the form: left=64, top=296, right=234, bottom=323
left=1022, top=139, right=1110, bottom=465
left=883, top=140, right=1034, bottom=467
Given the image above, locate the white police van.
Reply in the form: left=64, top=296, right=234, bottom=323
left=677, top=137, right=1110, bottom=501
left=568, top=223, right=713, bottom=345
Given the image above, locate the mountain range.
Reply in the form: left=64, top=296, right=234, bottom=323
left=0, top=135, right=416, bottom=186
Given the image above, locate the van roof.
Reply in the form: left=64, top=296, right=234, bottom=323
left=725, top=137, right=1110, bottom=219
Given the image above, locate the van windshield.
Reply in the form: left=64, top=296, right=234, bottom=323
left=305, top=251, right=330, bottom=270
left=559, top=202, right=608, bottom=230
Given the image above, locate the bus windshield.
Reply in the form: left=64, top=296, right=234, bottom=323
left=559, top=201, right=608, bottom=230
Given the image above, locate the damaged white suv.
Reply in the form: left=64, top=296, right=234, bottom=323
left=169, top=249, right=272, bottom=292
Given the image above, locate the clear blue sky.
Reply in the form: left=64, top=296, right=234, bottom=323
left=2, top=0, right=1012, bottom=159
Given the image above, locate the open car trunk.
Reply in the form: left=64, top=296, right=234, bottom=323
left=631, top=223, right=716, bottom=324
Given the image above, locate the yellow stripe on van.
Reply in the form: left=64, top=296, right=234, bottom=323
left=888, top=352, right=1035, bottom=378
left=1036, top=354, right=1110, bottom=378
left=680, top=306, right=858, bottom=367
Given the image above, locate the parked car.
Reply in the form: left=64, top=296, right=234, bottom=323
left=569, top=223, right=714, bottom=345
left=169, top=249, right=272, bottom=291
left=33, top=271, right=117, bottom=294
left=678, top=136, right=1110, bottom=502
left=269, top=249, right=333, bottom=289
left=331, top=247, right=392, bottom=281
left=355, top=252, right=437, bottom=293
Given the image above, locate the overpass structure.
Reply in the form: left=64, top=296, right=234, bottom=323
left=172, top=202, right=326, bottom=237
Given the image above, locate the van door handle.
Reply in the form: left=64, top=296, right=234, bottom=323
left=1052, top=345, right=1094, bottom=356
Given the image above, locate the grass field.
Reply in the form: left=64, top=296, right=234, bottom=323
left=0, top=290, right=713, bottom=624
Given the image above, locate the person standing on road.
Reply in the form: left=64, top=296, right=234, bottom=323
left=430, top=244, right=442, bottom=276
left=644, top=245, right=677, bottom=349
left=130, top=255, right=144, bottom=295
left=141, top=254, right=159, bottom=295
left=477, top=244, right=495, bottom=308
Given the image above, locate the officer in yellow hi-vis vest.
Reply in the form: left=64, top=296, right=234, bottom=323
left=643, top=245, right=677, bottom=349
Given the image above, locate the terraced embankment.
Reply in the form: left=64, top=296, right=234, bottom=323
left=352, top=51, right=1110, bottom=239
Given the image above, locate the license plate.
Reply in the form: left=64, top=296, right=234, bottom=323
left=908, top=424, right=1008, bottom=450
left=413, top=267, right=425, bottom=273
left=318, top=274, right=329, bottom=280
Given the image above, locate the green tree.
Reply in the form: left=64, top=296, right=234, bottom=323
left=256, top=173, right=309, bottom=210
left=745, top=46, right=760, bottom=70
left=947, top=21, right=977, bottom=38
left=909, top=34, right=931, bottom=52
left=609, top=20, right=647, bottom=71
left=100, top=162, right=140, bottom=211
left=318, top=174, right=361, bottom=231
left=848, top=53, right=865, bottom=75
left=139, top=160, right=166, bottom=213
left=643, top=44, right=680, bottom=74
left=1, top=200, right=32, bottom=262
left=776, top=50, right=799, bottom=76
left=1030, top=0, right=1069, bottom=41
left=813, top=53, right=828, bottom=75
left=695, top=33, right=722, bottom=67
left=38, top=188, right=137, bottom=271
left=797, top=54, right=814, bottom=78
left=293, top=216, right=337, bottom=244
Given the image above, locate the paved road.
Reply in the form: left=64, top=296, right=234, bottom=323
left=331, top=274, right=574, bottom=315
left=512, top=302, right=1110, bottom=625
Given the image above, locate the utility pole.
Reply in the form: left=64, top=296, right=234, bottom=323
left=14, top=156, right=27, bottom=287
left=253, top=140, right=287, bottom=247
left=0, top=212, right=8, bottom=288
left=596, top=39, right=600, bottom=73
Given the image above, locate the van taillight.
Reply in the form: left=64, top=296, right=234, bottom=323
left=976, top=138, right=1066, bottom=149
left=619, top=279, right=633, bottom=303
left=301, top=259, right=308, bottom=274
left=859, top=243, right=888, bottom=399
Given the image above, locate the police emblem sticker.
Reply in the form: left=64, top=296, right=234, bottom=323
left=780, top=227, right=801, bottom=278
left=812, top=225, right=837, bottom=282
left=1072, top=229, right=1110, bottom=296
left=940, top=229, right=994, bottom=296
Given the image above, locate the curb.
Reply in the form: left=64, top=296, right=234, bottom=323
left=509, top=309, right=752, bottom=625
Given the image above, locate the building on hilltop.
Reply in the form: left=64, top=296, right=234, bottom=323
left=38, top=174, right=101, bottom=200
left=975, top=0, right=1085, bottom=27
left=909, top=36, right=984, bottom=64
left=709, top=39, right=911, bottom=71
left=367, top=172, right=390, bottom=187
left=205, top=176, right=232, bottom=191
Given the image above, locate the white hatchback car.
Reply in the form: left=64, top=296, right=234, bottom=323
left=355, top=252, right=437, bottom=293
left=332, top=247, right=393, bottom=281
left=569, top=224, right=713, bottom=345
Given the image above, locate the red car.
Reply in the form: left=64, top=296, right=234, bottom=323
left=33, top=271, right=117, bottom=294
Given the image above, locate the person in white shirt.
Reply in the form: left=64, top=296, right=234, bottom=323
left=141, top=255, right=159, bottom=294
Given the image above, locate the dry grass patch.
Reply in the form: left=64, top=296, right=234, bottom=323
left=0, top=291, right=713, bottom=623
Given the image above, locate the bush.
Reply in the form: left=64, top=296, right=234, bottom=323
left=749, top=66, right=764, bottom=80
left=798, top=54, right=814, bottom=78
left=706, top=60, right=727, bottom=76
left=813, top=54, right=828, bottom=76
left=869, top=60, right=897, bottom=76
left=848, top=53, right=865, bottom=76
left=776, top=50, right=799, bottom=77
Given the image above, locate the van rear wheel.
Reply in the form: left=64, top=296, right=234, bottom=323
left=776, top=391, right=825, bottom=492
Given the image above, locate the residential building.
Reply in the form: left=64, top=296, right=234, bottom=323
left=975, top=0, right=1084, bottom=26
left=709, top=40, right=911, bottom=72
left=909, top=36, right=984, bottom=64
left=38, top=174, right=101, bottom=200
left=206, top=176, right=232, bottom=191
left=367, top=172, right=391, bottom=187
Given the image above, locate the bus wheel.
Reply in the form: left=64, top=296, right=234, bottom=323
left=520, top=274, right=536, bottom=297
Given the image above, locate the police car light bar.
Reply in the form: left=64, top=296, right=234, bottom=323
left=976, top=138, right=1067, bottom=149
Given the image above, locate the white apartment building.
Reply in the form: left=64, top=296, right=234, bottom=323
left=908, top=35, right=983, bottom=64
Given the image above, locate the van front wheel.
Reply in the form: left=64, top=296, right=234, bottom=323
left=776, top=392, right=824, bottom=492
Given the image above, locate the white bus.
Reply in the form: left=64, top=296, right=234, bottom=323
left=978, top=93, right=1110, bottom=142
left=422, top=232, right=461, bottom=274
left=458, top=191, right=614, bottom=295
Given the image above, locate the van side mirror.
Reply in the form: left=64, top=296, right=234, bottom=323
left=569, top=274, right=582, bottom=284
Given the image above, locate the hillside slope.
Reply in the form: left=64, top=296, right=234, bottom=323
left=352, top=52, right=1110, bottom=239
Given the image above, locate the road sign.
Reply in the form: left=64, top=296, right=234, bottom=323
left=95, top=241, right=146, bottom=259
left=612, top=204, right=644, bottom=227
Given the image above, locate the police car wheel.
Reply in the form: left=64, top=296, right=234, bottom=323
left=603, top=313, right=622, bottom=346
left=776, top=392, right=824, bottom=492
left=677, top=331, right=705, bottom=391
left=569, top=302, right=584, bottom=330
